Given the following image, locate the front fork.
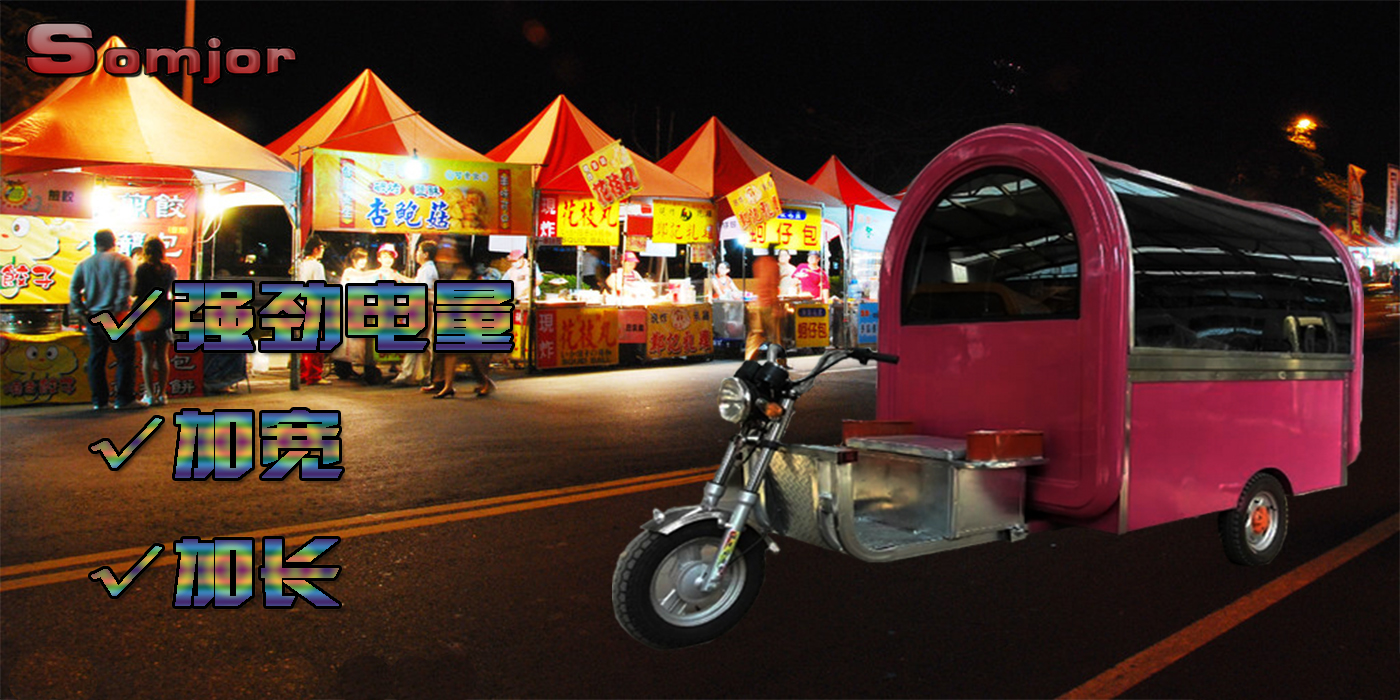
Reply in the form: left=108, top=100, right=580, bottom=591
left=698, top=398, right=795, bottom=593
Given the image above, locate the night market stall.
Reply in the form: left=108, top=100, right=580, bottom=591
left=486, top=96, right=713, bottom=370
left=265, top=68, right=530, bottom=382
left=807, top=155, right=901, bottom=347
left=0, top=36, right=296, bottom=405
left=657, top=117, right=845, bottom=352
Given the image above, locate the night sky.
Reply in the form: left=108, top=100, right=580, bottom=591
left=4, top=1, right=1398, bottom=214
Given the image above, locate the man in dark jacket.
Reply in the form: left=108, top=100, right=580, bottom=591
left=70, top=229, right=136, bottom=409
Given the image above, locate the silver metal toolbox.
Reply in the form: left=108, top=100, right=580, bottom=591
left=759, top=437, right=1033, bottom=562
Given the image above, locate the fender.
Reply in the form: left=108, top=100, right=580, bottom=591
left=640, top=503, right=773, bottom=537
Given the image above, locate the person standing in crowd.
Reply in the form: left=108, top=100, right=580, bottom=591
left=792, top=251, right=831, bottom=302
left=392, top=240, right=439, bottom=386
left=70, top=229, right=136, bottom=410
left=334, top=247, right=381, bottom=383
left=580, top=247, right=603, bottom=291
left=504, top=249, right=538, bottom=301
left=132, top=237, right=177, bottom=406
left=746, top=247, right=784, bottom=362
left=297, top=236, right=330, bottom=386
left=374, top=243, right=408, bottom=282
left=777, top=249, right=799, bottom=297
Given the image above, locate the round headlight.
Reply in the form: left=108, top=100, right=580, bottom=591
left=717, top=377, right=752, bottom=423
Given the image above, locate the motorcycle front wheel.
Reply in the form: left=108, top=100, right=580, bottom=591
left=612, top=520, right=766, bottom=649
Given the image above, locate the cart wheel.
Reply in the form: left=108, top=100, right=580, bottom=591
left=1219, top=472, right=1289, bottom=566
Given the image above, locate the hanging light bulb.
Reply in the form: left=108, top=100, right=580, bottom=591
left=404, top=148, right=425, bottom=179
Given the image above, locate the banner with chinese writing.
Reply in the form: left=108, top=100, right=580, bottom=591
left=726, top=172, right=782, bottom=234
left=536, top=193, right=620, bottom=246
left=1386, top=164, right=1398, bottom=243
left=645, top=304, right=713, bottom=359
left=578, top=140, right=643, bottom=208
left=652, top=200, right=717, bottom=244
left=856, top=302, right=879, bottom=345
left=793, top=303, right=830, bottom=348
left=1347, top=164, right=1365, bottom=239
left=746, top=206, right=823, bottom=251
left=2, top=171, right=94, bottom=219
left=0, top=214, right=93, bottom=304
left=311, top=148, right=533, bottom=235
left=535, top=305, right=620, bottom=369
left=851, top=206, right=895, bottom=252
left=103, top=183, right=200, bottom=280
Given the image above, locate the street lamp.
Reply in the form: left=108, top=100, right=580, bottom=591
left=1288, top=115, right=1319, bottom=151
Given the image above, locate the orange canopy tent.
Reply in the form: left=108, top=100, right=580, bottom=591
left=807, top=156, right=900, bottom=211
left=266, top=69, right=488, bottom=162
left=486, top=95, right=706, bottom=198
left=1, top=36, right=295, bottom=204
left=657, top=117, right=843, bottom=213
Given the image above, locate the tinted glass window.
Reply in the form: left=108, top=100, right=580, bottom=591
left=901, top=170, right=1080, bottom=325
left=1101, top=165, right=1352, bottom=354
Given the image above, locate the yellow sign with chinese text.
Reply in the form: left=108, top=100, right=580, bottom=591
left=645, top=304, right=713, bottom=359
left=555, top=195, right=621, bottom=246
left=578, top=140, right=643, bottom=208
left=726, top=172, right=782, bottom=234
left=311, top=148, right=533, bottom=235
left=793, top=303, right=830, bottom=348
left=652, top=200, right=717, bottom=244
left=745, top=205, right=823, bottom=251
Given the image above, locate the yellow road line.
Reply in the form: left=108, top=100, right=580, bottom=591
left=1060, top=511, right=1400, bottom=699
left=0, top=467, right=714, bottom=591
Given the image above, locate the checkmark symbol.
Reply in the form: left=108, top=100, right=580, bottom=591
left=91, top=288, right=162, bottom=342
left=89, top=415, right=164, bottom=470
left=90, top=544, right=163, bottom=598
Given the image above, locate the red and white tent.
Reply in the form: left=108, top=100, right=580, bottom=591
left=807, top=156, right=900, bottom=211
left=658, top=117, right=843, bottom=213
left=487, top=95, right=706, bottom=198
left=267, top=68, right=487, bottom=162
left=1, top=36, right=295, bottom=203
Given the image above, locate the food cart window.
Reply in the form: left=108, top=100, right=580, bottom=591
left=1099, top=165, right=1352, bottom=355
left=901, top=169, right=1080, bottom=325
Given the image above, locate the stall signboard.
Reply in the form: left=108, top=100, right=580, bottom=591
left=726, top=172, right=781, bottom=234
left=851, top=206, right=895, bottom=252
left=857, top=302, right=879, bottom=345
left=579, top=140, right=643, bottom=208
left=3, top=171, right=94, bottom=219
left=0, top=214, right=89, bottom=304
left=1347, top=164, right=1365, bottom=239
left=652, top=200, right=717, bottom=244
left=102, top=183, right=200, bottom=280
left=747, top=206, right=822, bottom=251
left=793, top=303, right=830, bottom=348
left=311, top=148, right=533, bottom=235
left=0, top=332, right=202, bottom=406
left=536, top=305, right=620, bottom=369
left=537, top=193, right=619, bottom=246
left=1385, top=164, right=1397, bottom=242
left=645, top=304, right=713, bottom=359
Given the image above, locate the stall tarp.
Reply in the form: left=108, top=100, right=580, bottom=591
left=0, top=37, right=295, bottom=205
left=486, top=95, right=708, bottom=199
left=657, top=117, right=843, bottom=211
left=266, top=69, right=489, bottom=163
left=807, top=156, right=901, bottom=211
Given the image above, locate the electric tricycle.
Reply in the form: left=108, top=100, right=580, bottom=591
left=612, top=125, right=1364, bottom=648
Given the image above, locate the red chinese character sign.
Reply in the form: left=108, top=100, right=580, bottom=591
left=102, top=183, right=200, bottom=279
left=534, top=305, right=620, bottom=369
left=578, top=140, right=643, bottom=208
left=1348, top=164, right=1366, bottom=239
left=645, top=304, right=713, bottom=360
left=726, top=173, right=782, bottom=235
left=537, top=194, right=620, bottom=246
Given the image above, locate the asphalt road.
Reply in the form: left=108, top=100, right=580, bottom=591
left=1, top=342, right=1396, bottom=699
